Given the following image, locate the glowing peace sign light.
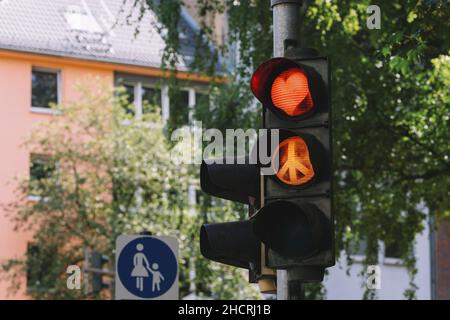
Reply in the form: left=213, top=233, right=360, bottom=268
left=274, top=136, right=315, bottom=186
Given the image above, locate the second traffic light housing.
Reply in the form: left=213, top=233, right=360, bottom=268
left=199, top=159, right=260, bottom=270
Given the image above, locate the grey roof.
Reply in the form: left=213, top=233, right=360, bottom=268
left=0, top=0, right=208, bottom=72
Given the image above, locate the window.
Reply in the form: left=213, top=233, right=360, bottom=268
left=383, top=241, right=404, bottom=265
left=29, top=154, right=56, bottom=196
left=169, top=89, right=190, bottom=127
left=350, top=239, right=367, bottom=256
left=348, top=238, right=372, bottom=263
left=384, top=242, right=402, bottom=259
left=115, top=74, right=208, bottom=124
left=123, top=84, right=136, bottom=116
left=193, top=91, right=209, bottom=122
left=30, top=155, right=55, bottom=182
left=119, top=81, right=162, bottom=119
left=31, top=68, right=59, bottom=109
left=196, top=92, right=209, bottom=109
left=63, top=5, right=103, bottom=33
left=142, top=86, right=162, bottom=115
left=26, top=243, right=58, bottom=292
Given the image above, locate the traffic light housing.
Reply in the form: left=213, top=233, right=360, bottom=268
left=199, top=51, right=333, bottom=286
left=86, top=250, right=110, bottom=293
left=251, top=53, right=334, bottom=275
left=200, top=159, right=259, bottom=204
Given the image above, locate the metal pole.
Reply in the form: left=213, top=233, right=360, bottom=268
left=288, top=279, right=305, bottom=300
left=276, top=271, right=289, bottom=300
left=272, top=0, right=303, bottom=57
left=271, top=0, right=304, bottom=300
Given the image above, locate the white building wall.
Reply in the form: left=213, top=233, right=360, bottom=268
left=324, top=222, right=431, bottom=300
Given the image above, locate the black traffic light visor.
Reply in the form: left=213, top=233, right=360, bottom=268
left=200, top=220, right=259, bottom=269
left=200, top=158, right=259, bottom=204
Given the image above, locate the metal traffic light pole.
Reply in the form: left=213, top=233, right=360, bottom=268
left=271, top=0, right=305, bottom=301
left=272, top=0, right=302, bottom=58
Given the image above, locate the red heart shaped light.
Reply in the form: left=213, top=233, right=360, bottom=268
left=271, top=68, right=314, bottom=116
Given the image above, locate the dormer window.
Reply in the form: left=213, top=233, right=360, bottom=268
left=63, top=5, right=103, bottom=34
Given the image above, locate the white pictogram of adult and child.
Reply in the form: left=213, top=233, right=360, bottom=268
left=131, top=243, right=165, bottom=292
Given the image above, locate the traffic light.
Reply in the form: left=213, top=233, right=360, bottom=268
left=199, top=52, right=333, bottom=286
left=250, top=53, right=334, bottom=278
left=85, top=249, right=110, bottom=293
left=199, top=160, right=260, bottom=270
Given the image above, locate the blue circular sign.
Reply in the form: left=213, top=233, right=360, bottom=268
left=117, top=237, right=177, bottom=298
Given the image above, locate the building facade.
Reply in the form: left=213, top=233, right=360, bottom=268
left=324, top=219, right=433, bottom=299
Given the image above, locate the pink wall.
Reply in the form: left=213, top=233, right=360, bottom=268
left=0, top=54, right=113, bottom=299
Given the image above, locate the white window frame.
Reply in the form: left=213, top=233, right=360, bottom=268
left=122, top=81, right=165, bottom=122
left=169, top=87, right=210, bottom=125
left=31, top=67, right=62, bottom=114
left=188, top=183, right=198, bottom=216
left=161, top=84, right=170, bottom=122
left=349, top=253, right=366, bottom=264
left=134, top=82, right=142, bottom=118
left=188, top=88, right=196, bottom=124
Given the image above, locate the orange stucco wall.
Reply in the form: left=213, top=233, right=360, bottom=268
left=0, top=52, right=113, bottom=299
